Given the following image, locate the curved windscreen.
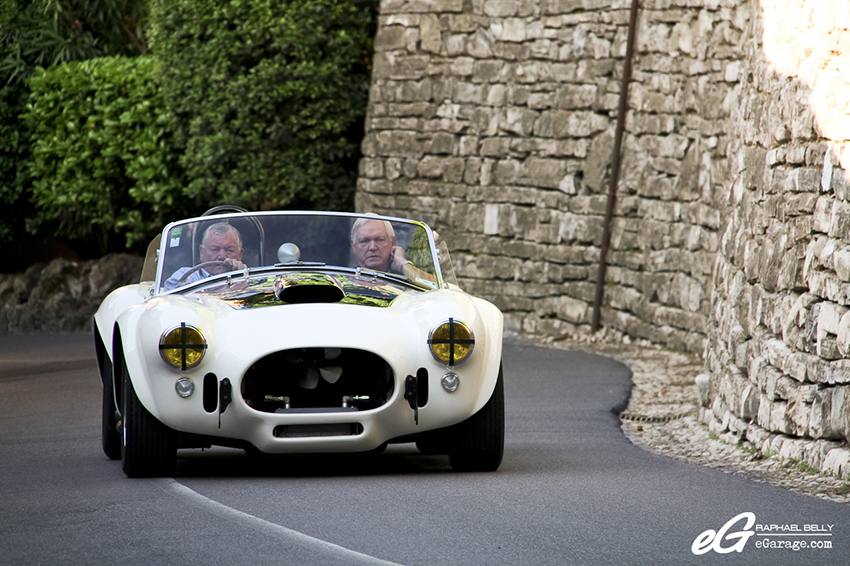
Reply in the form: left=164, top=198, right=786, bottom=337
left=151, top=212, right=455, bottom=294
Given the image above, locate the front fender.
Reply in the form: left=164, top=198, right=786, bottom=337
left=468, top=295, right=504, bottom=414
left=114, top=296, right=211, bottom=423
left=94, top=283, right=151, bottom=366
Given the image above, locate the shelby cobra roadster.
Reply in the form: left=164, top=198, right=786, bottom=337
left=94, top=209, right=505, bottom=477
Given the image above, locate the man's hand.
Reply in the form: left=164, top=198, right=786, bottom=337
left=206, top=257, right=247, bottom=275
left=389, top=246, right=410, bottom=273
left=223, top=257, right=247, bottom=271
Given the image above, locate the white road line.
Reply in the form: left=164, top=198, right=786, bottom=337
left=165, top=479, right=404, bottom=566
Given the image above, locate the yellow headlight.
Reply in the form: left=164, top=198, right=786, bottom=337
left=428, top=319, right=474, bottom=366
left=159, top=324, right=206, bottom=371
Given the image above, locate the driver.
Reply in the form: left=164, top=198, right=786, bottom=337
left=163, top=222, right=246, bottom=290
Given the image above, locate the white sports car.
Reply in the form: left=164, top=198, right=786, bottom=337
left=94, top=208, right=504, bottom=477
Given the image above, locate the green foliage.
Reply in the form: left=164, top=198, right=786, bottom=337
left=0, top=0, right=148, bottom=85
left=149, top=0, right=374, bottom=213
left=0, top=0, right=149, bottom=254
left=0, top=83, right=30, bottom=242
left=3, top=0, right=376, bottom=258
left=24, top=56, right=183, bottom=249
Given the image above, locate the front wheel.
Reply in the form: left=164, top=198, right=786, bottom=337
left=447, top=363, right=505, bottom=472
left=121, top=362, right=177, bottom=478
left=101, top=351, right=121, bottom=460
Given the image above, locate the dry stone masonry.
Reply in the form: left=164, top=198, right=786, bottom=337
left=358, top=0, right=745, bottom=352
left=357, top=0, right=850, bottom=477
left=0, top=254, right=143, bottom=335
left=704, top=0, right=850, bottom=478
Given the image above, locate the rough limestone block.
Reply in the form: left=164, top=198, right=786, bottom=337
left=831, top=245, right=850, bottom=281
left=822, top=448, right=850, bottom=478
left=813, top=196, right=833, bottom=233
left=490, top=18, right=527, bottom=42
left=817, top=302, right=848, bottom=353
left=757, top=394, right=772, bottom=429
left=837, top=310, right=850, bottom=355
left=381, top=0, right=464, bottom=14
left=373, top=26, right=418, bottom=52
left=811, top=359, right=850, bottom=385
left=779, top=438, right=805, bottom=461
left=809, top=386, right=848, bottom=440
left=788, top=395, right=813, bottom=435
left=419, top=15, right=442, bottom=54
left=829, top=200, right=850, bottom=239
left=483, top=0, right=519, bottom=17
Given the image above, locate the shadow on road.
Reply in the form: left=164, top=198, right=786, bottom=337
left=171, top=445, right=456, bottom=479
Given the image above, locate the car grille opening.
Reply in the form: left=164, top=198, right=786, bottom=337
left=273, top=423, right=364, bottom=438
left=241, top=348, right=394, bottom=413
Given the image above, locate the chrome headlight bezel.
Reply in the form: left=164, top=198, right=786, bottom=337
left=159, top=323, right=207, bottom=371
left=427, top=318, right=474, bottom=367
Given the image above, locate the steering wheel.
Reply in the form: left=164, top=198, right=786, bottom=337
left=176, top=261, right=232, bottom=286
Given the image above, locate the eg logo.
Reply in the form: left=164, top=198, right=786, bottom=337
left=692, top=512, right=756, bottom=555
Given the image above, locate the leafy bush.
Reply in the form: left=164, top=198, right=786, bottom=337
left=0, top=0, right=148, bottom=84
left=3, top=0, right=375, bottom=261
left=148, top=0, right=374, bottom=213
left=0, top=0, right=149, bottom=259
left=24, top=56, right=183, bottom=249
left=0, top=84, right=30, bottom=242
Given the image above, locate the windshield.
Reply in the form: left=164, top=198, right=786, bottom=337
left=150, top=212, right=455, bottom=295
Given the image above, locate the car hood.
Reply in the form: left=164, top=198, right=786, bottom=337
left=189, top=272, right=413, bottom=309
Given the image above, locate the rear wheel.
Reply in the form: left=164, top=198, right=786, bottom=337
left=448, top=363, right=505, bottom=472
left=121, top=362, right=177, bottom=478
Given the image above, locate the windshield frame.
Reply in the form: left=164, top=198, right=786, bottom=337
left=150, top=211, right=452, bottom=296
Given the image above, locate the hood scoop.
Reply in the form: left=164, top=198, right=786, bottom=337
left=274, top=273, right=346, bottom=304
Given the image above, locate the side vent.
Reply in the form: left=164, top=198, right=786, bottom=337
left=203, top=373, right=218, bottom=413
left=416, top=367, right=429, bottom=407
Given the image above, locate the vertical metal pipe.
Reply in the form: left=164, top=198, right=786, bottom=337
left=591, top=0, right=641, bottom=334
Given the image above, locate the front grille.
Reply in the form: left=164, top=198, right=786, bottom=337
left=241, top=348, right=394, bottom=413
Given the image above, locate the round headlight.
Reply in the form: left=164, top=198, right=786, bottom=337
left=428, top=318, right=474, bottom=366
left=159, top=323, right=207, bottom=371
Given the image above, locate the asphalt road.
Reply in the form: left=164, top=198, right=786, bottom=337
left=0, top=333, right=847, bottom=566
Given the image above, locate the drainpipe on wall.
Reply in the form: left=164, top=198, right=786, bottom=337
left=591, top=0, right=641, bottom=334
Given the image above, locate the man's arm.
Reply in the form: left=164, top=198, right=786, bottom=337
left=163, top=267, right=204, bottom=291
left=389, top=247, right=437, bottom=284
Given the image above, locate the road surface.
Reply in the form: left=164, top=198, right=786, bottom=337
left=0, top=333, right=846, bottom=565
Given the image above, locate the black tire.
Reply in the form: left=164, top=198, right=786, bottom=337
left=448, top=363, right=505, bottom=472
left=101, top=352, right=121, bottom=460
left=121, top=362, right=177, bottom=478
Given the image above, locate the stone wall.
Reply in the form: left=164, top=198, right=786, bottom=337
left=0, top=254, right=143, bottom=335
left=703, top=0, right=850, bottom=476
left=358, top=0, right=749, bottom=353
left=357, top=0, right=850, bottom=475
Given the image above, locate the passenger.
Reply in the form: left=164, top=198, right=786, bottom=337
left=164, top=222, right=246, bottom=290
left=349, top=217, right=438, bottom=284
left=350, top=218, right=413, bottom=274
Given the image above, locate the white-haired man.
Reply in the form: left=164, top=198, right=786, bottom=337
left=350, top=217, right=413, bottom=274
